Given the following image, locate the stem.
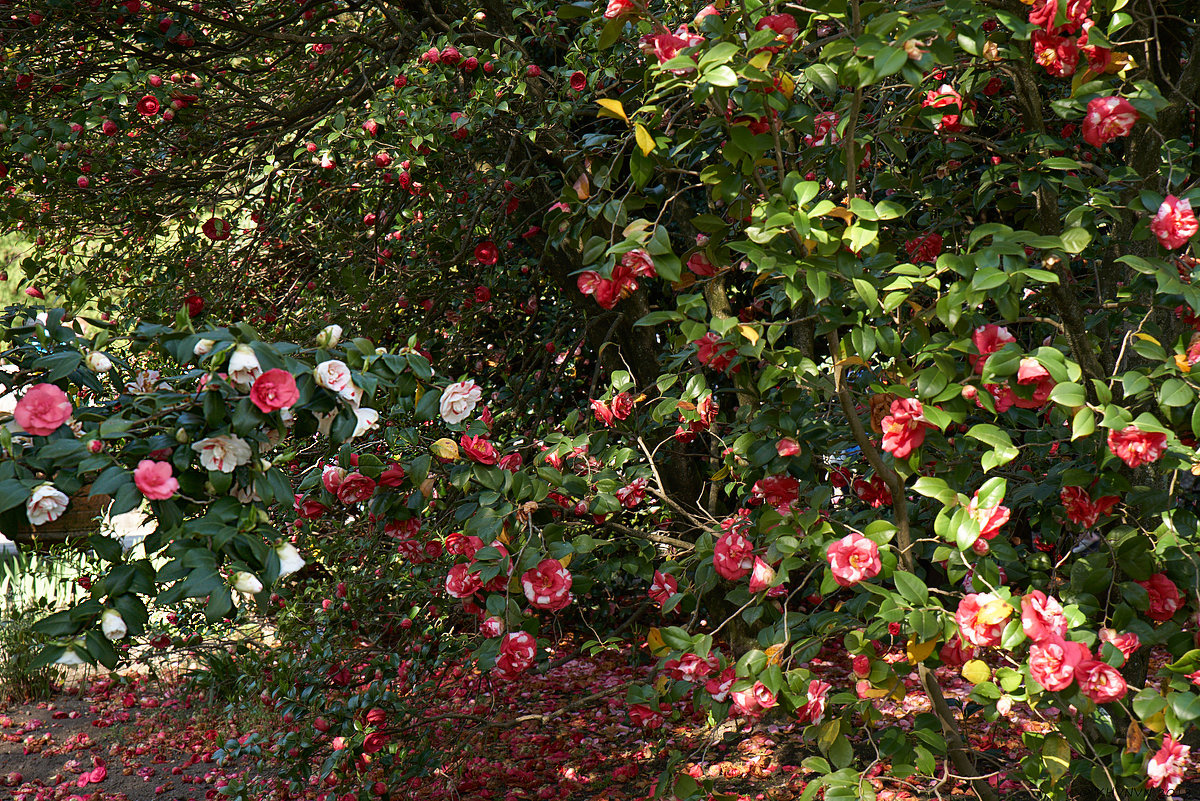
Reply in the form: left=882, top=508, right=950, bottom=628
left=917, top=664, right=999, bottom=801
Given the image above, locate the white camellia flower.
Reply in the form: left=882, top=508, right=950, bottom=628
left=313, top=359, right=352, bottom=393
left=26, top=483, right=69, bottom=526
left=231, top=571, right=264, bottom=594
left=353, top=407, right=380, bottom=438
left=275, top=543, right=306, bottom=577
left=56, top=639, right=86, bottom=665
left=100, top=609, right=127, bottom=640
left=191, top=434, right=253, bottom=473
left=85, top=351, right=113, bottom=372
left=316, top=411, right=336, bottom=438
left=193, top=338, right=216, bottom=357
left=339, top=381, right=363, bottom=408
left=227, top=344, right=262, bottom=387
left=316, top=324, right=343, bottom=349
left=439, top=380, right=482, bottom=424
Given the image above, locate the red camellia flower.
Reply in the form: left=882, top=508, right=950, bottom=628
left=713, top=531, right=754, bottom=580
left=133, top=460, right=179, bottom=500
left=249, top=368, right=299, bottom=413
left=641, top=26, right=705, bottom=74
left=439, top=45, right=460, bottom=65
left=904, top=232, right=943, bottom=262
left=880, top=398, right=933, bottom=459
left=378, top=463, right=406, bottom=487
left=1075, top=659, right=1128, bottom=703
left=362, top=732, right=388, bottom=754
left=826, top=532, right=881, bottom=587
left=627, top=704, right=664, bottom=729
left=1146, top=735, right=1191, bottom=796
left=1082, top=96, right=1138, bottom=148
left=494, top=631, right=536, bottom=679
left=603, top=0, right=637, bottom=19
left=610, top=391, right=633, bottom=420
left=294, top=494, right=328, bottom=520
left=615, top=478, right=647, bottom=508
left=852, top=475, right=891, bottom=508
left=1151, top=195, right=1199, bottom=250
left=939, top=635, right=975, bottom=667
left=750, top=474, right=800, bottom=512
left=1138, top=573, right=1182, bottom=622
left=693, top=331, right=737, bottom=371
left=473, top=240, right=498, bottom=265
left=336, top=472, right=376, bottom=504
left=955, top=592, right=1008, bottom=647
left=185, top=293, right=204, bottom=317
left=921, top=84, right=965, bottom=132
left=569, top=71, right=587, bottom=92
left=649, top=570, right=677, bottom=606
left=1107, top=426, right=1167, bottom=468
left=591, top=398, right=614, bottom=426
left=755, top=13, right=799, bottom=44
left=459, top=434, right=499, bottom=465
left=1099, top=628, right=1140, bottom=660
left=445, top=563, right=483, bottom=599
left=1032, top=30, right=1079, bottom=78
left=970, top=324, right=1017, bottom=373
left=521, top=558, right=572, bottom=611
left=201, top=217, right=231, bottom=241
left=795, top=679, right=832, bottom=725
left=1014, top=357, right=1055, bottom=408
left=1029, top=635, right=1088, bottom=691
left=1021, top=590, right=1067, bottom=642
left=966, top=490, right=1010, bottom=541
left=136, top=94, right=160, bottom=116
left=14, top=383, right=73, bottom=436
left=1059, top=486, right=1119, bottom=527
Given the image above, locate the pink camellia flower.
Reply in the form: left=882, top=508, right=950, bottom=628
left=705, top=666, right=735, bottom=701
left=1107, top=426, right=1167, bottom=468
left=134, top=460, right=178, bottom=501
left=665, top=652, right=718, bottom=682
left=136, top=94, right=160, bottom=116
left=649, top=570, right=678, bottom=606
left=439, top=380, right=482, bottom=424
left=730, top=681, right=776, bottom=717
left=611, top=392, right=634, bottom=420
left=939, top=635, right=975, bottom=667
left=459, top=434, right=499, bottom=465
left=642, top=26, right=705, bottom=74
left=1098, top=628, right=1140, bottom=661
left=335, top=472, right=376, bottom=504
left=1014, top=357, right=1055, bottom=408
left=687, top=251, right=717, bottom=276
left=445, top=563, right=483, bottom=599
left=249, top=369, right=299, bottom=413
left=826, top=532, right=881, bottom=587
left=1060, top=486, right=1120, bottom=527
left=627, top=704, right=664, bottom=729
left=750, top=474, right=800, bottom=513
left=522, top=558, right=573, bottom=611
left=1029, top=635, right=1088, bottom=691
left=474, top=241, right=499, bottom=265
left=747, top=557, right=776, bottom=593
left=14, top=383, right=73, bottom=436
left=1146, top=735, right=1191, bottom=796
left=322, top=465, right=346, bottom=493
left=713, top=531, right=755, bottom=580
left=1151, top=196, right=1199, bottom=250
left=1075, top=659, right=1128, bottom=703
left=970, top=324, right=1016, bottom=373
left=1082, top=96, right=1138, bottom=148
left=295, top=495, right=328, bottom=520
left=955, top=593, right=1009, bottom=647
left=1021, top=590, right=1067, bottom=643
left=615, top=478, right=648, bottom=508
left=776, top=437, right=801, bottom=457
left=1138, top=573, right=1182, bottom=622
left=603, top=0, right=637, bottom=18
left=795, top=679, right=832, bottom=725
left=694, top=3, right=719, bottom=23
left=966, top=490, right=1010, bottom=543
left=880, top=398, right=933, bottom=459
left=921, top=84, right=965, bottom=132
left=1032, top=30, right=1079, bottom=78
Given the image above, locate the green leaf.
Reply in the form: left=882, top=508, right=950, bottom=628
left=0, top=479, right=32, bottom=514
left=1048, top=382, right=1086, bottom=407
left=873, top=46, right=908, bottom=78
left=893, top=571, right=929, bottom=605
left=1072, top=407, right=1095, bottom=440
left=1042, top=733, right=1070, bottom=780
left=1060, top=227, right=1092, bottom=254
left=1159, top=378, right=1194, bottom=408
left=912, top=477, right=957, bottom=506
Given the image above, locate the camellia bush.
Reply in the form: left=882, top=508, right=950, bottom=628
left=3, top=0, right=1200, bottom=799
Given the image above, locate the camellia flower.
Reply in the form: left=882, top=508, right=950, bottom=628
left=192, top=434, right=252, bottom=473
left=693, top=332, right=737, bottom=371
left=1029, top=635, right=1088, bottom=691
left=747, top=557, right=776, bottom=593
left=474, top=241, right=499, bottom=265
left=713, top=531, right=755, bottom=580
left=705, top=667, right=735, bottom=701
left=201, top=217, right=232, bottom=241
left=1021, top=590, right=1067, bottom=642
left=352, top=407, right=379, bottom=438
left=754, top=13, right=799, bottom=45
left=445, top=563, right=483, bottom=599
left=731, top=681, right=777, bottom=718
left=1107, top=426, right=1167, bottom=468
left=1151, top=196, right=1199, bottom=250
left=642, top=26, right=705, bottom=74
left=460, top=434, right=498, bottom=465
left=611, top=392, right=634, bottom=420
left=880, top=398, right=933, bottom=459
left=316, top=324, right=343, bottom=348
left=1138, top=572, right=1182, bottom=622
left=1098, top=628, right=1140, bottom=661
left=970, top=324, right=1016, bottom=373
left=100, top=609, right=127, bottom=640
left=921, top=84, right=965, bottom=132
left=133, top=460, right=179, bottom=500
left=26, top=483, right=69, bottom=526
left=494, top=631, right=536, bottom=679
left=1146, top=735, right=1190, bottom=796
left=966, top=490, right=1010, bottom=543
left=521, top=558, right=573, bottom=611
left=615, top=478, right=648, bottom=508
left=231, top=571, right=264, bottom=594
left=313, top=359, right=352, bottom=394
left=275, top=542, right=306, bottom=577
left=649, top=570, right=677, bottom=606
left=955, top=592, right=1010, bottom=647
left=439, top=380, right=482, bottom=424
left=136, top=94, right=160, bottom=116
left=1074, top=659, right=1128, bottom=703
left=795, top=679, right=832, bottom=725
left=569, top=71, right=587, bottom=92
left=1082, top=96, right=1138, bottom=148
left=826, top=532, right=881, bottom=587
left=227, top=344, right=262, bottom=388
left=1059, top=486, right=1120, bottom=527
left=14, top=383, right=73, bottom=436
left=603, top=0, right=637, bottom=19
left=250, top=369, right=299, bottom=413
left=335, top=472, right=376, bottom=504
left=1014, top=357, right=1055, bottom=408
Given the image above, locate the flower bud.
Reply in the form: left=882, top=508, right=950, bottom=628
left=231, top=571, right=264, bottom=594
left=316, top=324, right=343, bottom=349
left=193, top=338, right=215, bottom=357
left=275, top=543, right=306, bottom=577
left=100, top=609, right=127, bottom=640
left=175, top=427, right=189, bottom=443
left=85, top=351, right=113, bottom=372
left=86, top=440, right=105, bottom=454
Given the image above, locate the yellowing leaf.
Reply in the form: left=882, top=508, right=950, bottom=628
left=776, top=72, right=795, bottom=100
left=1042, top=733, right=1070, bottom=780
left=1135, top=332, right=1162, bottom=346
left=835, top=356, right=868, bottom=368
left=817, top=719, right=841, bottom=752
left=573, top=173, right=591, bottom=200
left=558, top=553, right=573, bottom=568
left=737, top=324, right=760, bottom=344
left=498, top=522, right=512, bottom=546
left=906, top=636, right=939, bottom=665
left=1124, top=721, right=1144, bottom=754
left=860, top=676, right=906, bottom=701
left=647, top=627, right=670, bottom=657
left=414, top=385, right=424, bottom=404
left=749, top=51, right=772, bottom=71
left=634, top=123, right=655, bottom=156
left=1144, top=710, right=1166, bottom=733
left=711, top=465, right=730, bottom=481
left=765, top=643, right=786, bottom=666
left=977, top=599, right=1014, bottom=626
left=596, top=98, right=628, bottom=123
left=430, top=438, right=459, bottom=461
left=654, top=674, right=670, bottom=693
left=1175, top=354, right=1191, bottom=373
left=823, top=206, right=855, bottom=224
left=961, top=659, right=991, bottom=684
